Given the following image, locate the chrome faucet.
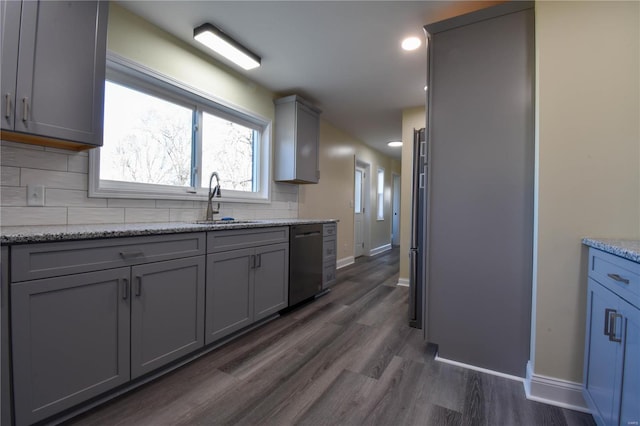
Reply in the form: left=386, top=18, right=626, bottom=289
left=206, top=171, right=222, bottom=221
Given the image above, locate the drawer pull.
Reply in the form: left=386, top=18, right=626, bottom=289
left=120, top=251, right=144, bottom=259
left=607, top=273, right=630, bottom=285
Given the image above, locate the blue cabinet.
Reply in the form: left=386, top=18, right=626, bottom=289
left=620, top=302, right=640, bottom=426
left=583, top=248, right=640, bottom=426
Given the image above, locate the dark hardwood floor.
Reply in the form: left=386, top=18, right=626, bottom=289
left=67, top=248, right=595, bottom=426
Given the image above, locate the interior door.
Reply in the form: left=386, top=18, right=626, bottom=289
left=392, top=174, right=401, bottom=246
left=354, top=167, right=365, bottom=257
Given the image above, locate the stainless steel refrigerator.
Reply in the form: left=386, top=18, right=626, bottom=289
left=408, top=128, right=426, bottom=329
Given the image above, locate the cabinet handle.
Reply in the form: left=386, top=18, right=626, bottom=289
left=607, top=273, right=630, bottom=285
left=4, top=94, right=11, bottom=119
left=256, top=254, right=262, bottom=268
left=250, top=255, right=256, bottom=269
left=608, top=311, right=623, bottom=343
left=122, top=278, right=129, bottom=300
left=135, top=276, right=142, bottom=297
left=119, top=251, right=144, bottom=259
left=21, top=97, right=28, bottom=122
left=604, top=308, right=615, bottom=336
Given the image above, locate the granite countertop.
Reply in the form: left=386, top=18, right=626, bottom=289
left=0, top=219, right=338, bottom=245
left=582, top=238, right=640, bottom=263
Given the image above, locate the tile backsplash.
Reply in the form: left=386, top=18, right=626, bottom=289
left=0, top=140, right=298, bottom=226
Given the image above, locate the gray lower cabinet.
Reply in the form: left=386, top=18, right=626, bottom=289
left=206, top=248, right=254, bottom=343
left=253, top=243, right=289, bottom=321
left=1, top=0, right=108, bottom=146
left=11, top=268, right=131, bottom=426
left=9, top=233, right=206, bottom=425
left=130, top=256, right=205, bottom=379
left=205, top=227, right=289, bottom=344
left=1, top=247, right=11, bottom=426
left=322, top=223, right=337, bottom=289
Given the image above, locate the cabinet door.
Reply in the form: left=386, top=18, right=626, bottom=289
left=131, top=256, right=205, bottom=379
left=11, top=268, right=130, bottom=425
left=15, top=1, right=108, bottom=145
left=1, top=0, right=21, bottom=130
left=254, top=242, right=289, bottom=321
left=295, top=102, right=320, bottom=183
left=583, top=278, right=623, bottom=426
left=206, top=249, right=254, bottom=344
left=1, top=247, right=11, bottom=426
left=620, top=301, right=640, bottom=426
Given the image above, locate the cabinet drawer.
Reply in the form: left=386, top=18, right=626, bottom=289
left=207, top=227, right=289, bottom=253
left=323, top=236, right=337, bottom=261
left=589, top=248, right=640, bottom=308
left=11, top=233, right=206, bottom=282
left=323, top=223, right=337, bottom=237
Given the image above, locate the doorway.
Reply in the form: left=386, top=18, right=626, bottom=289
left=392, top=173, right=401, bottom=247
left=354, top=160, right=370, bottom=258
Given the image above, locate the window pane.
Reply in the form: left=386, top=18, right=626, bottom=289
left=377, top=168, right=384, bottom=219
left=201, top=112, right=256, bottom=192
left=101, top=81, right=193, bottom=186
left=355, top=169, right=362, bottom=213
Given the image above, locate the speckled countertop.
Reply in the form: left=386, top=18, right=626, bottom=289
left=0, top=219, right=337, bottom=245
left=582, top=238, right=640, bottom=263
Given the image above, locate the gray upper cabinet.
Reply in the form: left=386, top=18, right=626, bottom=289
left=274, top=95, right=321, bottom=184
left=1, top=0, right=108, bottom=147
left=130, top=256, right=205, bottom=379
left=11, top=268, right=131, bottom=426
left=1, top=1, right=21, bottom=131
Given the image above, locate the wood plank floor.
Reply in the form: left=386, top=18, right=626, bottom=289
left=66, top=248, right=595, bottom=426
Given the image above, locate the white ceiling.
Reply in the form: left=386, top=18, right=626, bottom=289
left=117, top=1, right=499, bottom=159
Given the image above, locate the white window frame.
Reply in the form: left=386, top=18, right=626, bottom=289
left=89, top=53, right=271, bottom=203
left=377, top=167, right=385, bottom=221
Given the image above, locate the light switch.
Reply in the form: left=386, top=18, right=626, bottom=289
left=27, top=185, right=45, bottom=206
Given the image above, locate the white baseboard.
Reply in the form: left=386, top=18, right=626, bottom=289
left=435, top=355, right=525, bottom=383
left=337, top=256, right=355, bottom=269
left=370, top=243, right=392, bottom=256
left=524, top=361, right=589, bottom=413
left=397, top=278, right=410, bottom=287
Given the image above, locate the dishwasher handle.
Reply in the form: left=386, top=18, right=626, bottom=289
left=295, top=231, right=321, bottom=238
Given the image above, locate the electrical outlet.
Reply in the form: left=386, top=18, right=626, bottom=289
left=27, top=185, right=45, bottom=206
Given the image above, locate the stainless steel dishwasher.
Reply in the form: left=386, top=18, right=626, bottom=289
left=289, top=224, right=323, bottom=306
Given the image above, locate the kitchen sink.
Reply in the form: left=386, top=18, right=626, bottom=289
left=193, top=219, right=259, bottom=225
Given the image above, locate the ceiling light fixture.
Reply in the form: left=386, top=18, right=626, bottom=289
left=388, top=141, right=403, bottom=147
left=194, top=23, right=261, bottom=70
left=401, top=36, right=422, bottom=51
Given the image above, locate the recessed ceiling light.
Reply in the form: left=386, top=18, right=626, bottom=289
left=388, top=141, right=403, bottom=147
left=401, top=37, right=422, bottom=51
